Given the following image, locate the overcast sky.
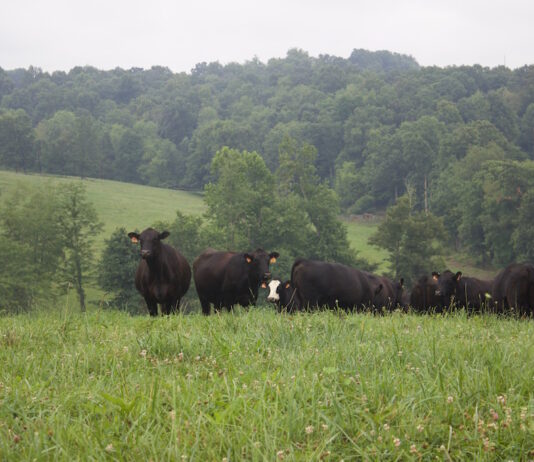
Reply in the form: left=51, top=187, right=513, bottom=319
left=1, top=0, right=533, bottom=73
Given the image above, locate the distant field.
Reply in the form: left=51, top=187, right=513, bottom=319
left=0, top=171, right=205, bottom=239
left=0, top=308, right=533, bottom=460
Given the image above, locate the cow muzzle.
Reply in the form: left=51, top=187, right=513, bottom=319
left=141, top=250, right=151, bottom=259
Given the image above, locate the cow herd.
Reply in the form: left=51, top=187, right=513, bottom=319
left=128, top=227, right=534, bottom=317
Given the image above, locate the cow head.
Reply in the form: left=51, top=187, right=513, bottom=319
left=244, top=249, right=279, bottom=286
left=128, top=228, right=169, bottom=260
left=267, top=279, right=299, bottom=313
left=434, top=270, right=461, bottom=306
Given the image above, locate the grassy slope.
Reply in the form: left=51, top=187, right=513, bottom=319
left=0, top=308, right=533, bottom=460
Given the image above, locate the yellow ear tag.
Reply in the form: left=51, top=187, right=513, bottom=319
left=270, top=257, right=277, bottom=264
left=246, top=256, right=252, bottom=263
left=285, top=282, right=290, bottom=289
left=432, top=274, right=438, bottom=281
left=261, top=282, right=267, bottom=289
left=131, top=236, right=138, bottom=243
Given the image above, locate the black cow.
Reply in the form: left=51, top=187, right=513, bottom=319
left=373, top=277, right=405, bottom=311
left=128, top=228, right=191, bottom=316
left=492, top=262, right=534, bottom=315
left=193, top=248, right=279, bottom=315
left=410, top=274, right=442, bottom=313
left=266, top=279, right=301, bottom=313
left=433, top=270, right=493, bottom=311
left=290, top=259, right=376, bottom=311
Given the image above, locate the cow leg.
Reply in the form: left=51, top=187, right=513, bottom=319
left=170, top=298, right=181, bottom=315
left=200, top=298, right=211, bottom=316
left=145, top=297, right=158, bottom=317
left=162, top=302, right=172, bottom=315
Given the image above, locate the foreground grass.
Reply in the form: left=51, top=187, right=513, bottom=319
left=1, top=308, right=533, bottom=460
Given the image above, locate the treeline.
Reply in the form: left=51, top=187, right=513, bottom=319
left=1, top=49, right=534, bottom=266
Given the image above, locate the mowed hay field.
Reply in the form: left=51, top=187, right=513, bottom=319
left=1, top=308, right=533, bottom=460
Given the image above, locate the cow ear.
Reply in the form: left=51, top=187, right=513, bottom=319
left=455, top=271, right=462, bottom=281
left=128, top=232, right=140, bottom=243
left=244, top=253, right=253, bottom=264
left=159, top=231, right=170, bottom=240
left=432, top=272, right=440, bottom=281
left=269, top=252, right=279, bottom=264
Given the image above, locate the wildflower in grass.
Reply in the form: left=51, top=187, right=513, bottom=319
left=277, top=449, right=285, bottom=460
left=490, top=409, right=499, bottom=421
left=321, top=424, right=329, bottom=431
left=497, top=395, right=506, bottom=406
left=305, top=425, right=314, bottom=434
left=383, top=423, right=390, bottom=431
left=105, top=444, right=113, bottom=452
left=178, top=352, right=184, bottom=361
left=393, top=437, right=401, bottom=447
left=169, top=410, right=176, bottom=421
left=447, top=395, right=454, bottom=404
left=410, top=444, right=418, bottom=454
left=140, top=349, right=147, bottom=358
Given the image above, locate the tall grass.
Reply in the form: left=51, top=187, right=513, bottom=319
left=1, top=307, right=532, bottom=460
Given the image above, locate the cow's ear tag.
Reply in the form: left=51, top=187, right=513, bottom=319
left=285, top=282, right=290, bottom=289
left=261, top=282, right=267, bottom=289
left=432, top=274, right=439, bottom=281
left=270, top=257, right=277, bottom=264
left=130, top=236, right=138, bottom=243
left=246, top=256, right=252, bottom=263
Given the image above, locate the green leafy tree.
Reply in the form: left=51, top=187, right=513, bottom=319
left=56, top=182, right=103, bottom=312
left=0, top=109, right=35, bottom=172
left=369, top=196, right=447, bottom=285
left=97, top=227, right=141, bottom=312
left=0, top=183, right=63, bottom=310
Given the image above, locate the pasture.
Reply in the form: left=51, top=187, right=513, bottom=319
left=0, top=307, right=533, bottom=460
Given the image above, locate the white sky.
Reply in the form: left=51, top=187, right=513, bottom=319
left=1, top=0, right=533, bottom=73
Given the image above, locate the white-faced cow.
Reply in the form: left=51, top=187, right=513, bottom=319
left=267, top=279, right=301, bottom=313
left=128, top=228, right=191, bottom=316
left=193, top=248, right=279, bottom=315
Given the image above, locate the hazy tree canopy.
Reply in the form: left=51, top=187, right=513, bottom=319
left=1, top=51, right=534, bottom=268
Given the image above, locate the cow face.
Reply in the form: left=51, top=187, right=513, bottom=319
left=434, top=270, right=461, bottom=306
left=267, top=279, right=281, bottom=303
left=244, top=249, right=279, bottom=285
left=128, top=228, right=169, bottom=260
left=277, top=280, right=299, bottom=313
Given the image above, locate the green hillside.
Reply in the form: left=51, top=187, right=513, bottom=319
left=0, top=170, right=496, bottom=280
left=0, top=170, right=205, bottom=239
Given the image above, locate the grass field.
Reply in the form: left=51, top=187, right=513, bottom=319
left=0, top=307, right=533, bottom=460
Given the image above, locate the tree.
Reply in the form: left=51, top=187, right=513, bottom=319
left=0, top=109, right=35, bottom=172
left=0, top=183, right=64, bottom=311
left=204, top=147, right=274, bottom=250
left=56, top=182, right=103, bottom=312
left=369, top=196, right=447, bottom=285
left=97, top=227, right=141, bottom=312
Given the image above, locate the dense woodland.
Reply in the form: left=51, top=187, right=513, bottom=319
left=1, top=49, right=534, bottom=270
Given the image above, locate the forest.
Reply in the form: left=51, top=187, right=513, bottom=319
left=1, top=48, right=534, bottom=270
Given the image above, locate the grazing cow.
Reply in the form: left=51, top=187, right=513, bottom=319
left=290, top=259, right=376, bottom=311
left=128, top=228, right=191, bottom=316
left=193, top=248, right=279, bottom=315
left=410, top=274, right=441, bottom=313
left=373, top=277, right=405, bottom=311
left=267, top=279, right=301, bottom=313
left=491, top=262, right=534, bottom=315
left=433, top=270, right=493, bottom=311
